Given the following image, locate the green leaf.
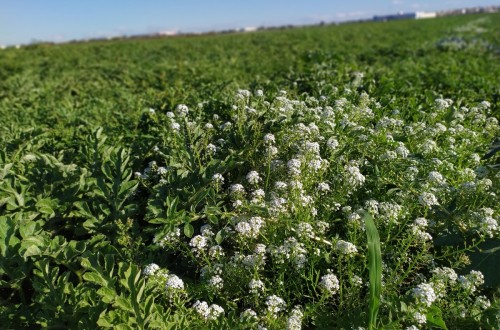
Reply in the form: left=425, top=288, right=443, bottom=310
left=0, top=216, right=20, bottom=257
left=19, top=220, right=43, bottom=239
left=35, top=198, right=57, bottom=217
left=20, top=236, right=47, bottom=257
left=118, top=180, right=139, bottom=198
left=97, top=287, right=117, bottom=303
left=426, top=305, right=448, bottom=329
left=114, top=295, right=134, bottom=313
left=364, top=211, right=382, bottom=330
left=116, top=324, right=134, bottom=330
left=83, top=271, right=108, bottom=287
left=184, top=223, right=194, bottom=238
left=215, top=230, right=224, bottom=245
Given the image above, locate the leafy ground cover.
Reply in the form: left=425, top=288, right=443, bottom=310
left=0, top=13, right=499, bottom=329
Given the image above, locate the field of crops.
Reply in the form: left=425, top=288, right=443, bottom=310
left=1, top=12, right=499, bottom=329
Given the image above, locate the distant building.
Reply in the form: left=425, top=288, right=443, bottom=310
left=415, top=12, right=437, bottom=19
left=373, top=11, right=436, bottom=21
left=243, top=26, right=257, bottom=32
left=158, top=30, right=178, bottom=36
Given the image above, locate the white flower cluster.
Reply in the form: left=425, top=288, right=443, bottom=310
left=207, top=275, right=224, bottom=291
left=176, top=104, right=189, bottom=117
left=240, top=308, right=258, bottom=322
left=270, top=237, right=307, bottom=269
left=335, top=240, right=358, bottom=256
left=413, top=311, right=426, bottom=324
left=230, top=183, right=245, bottom=195
left=475, top=207, right=498, bottom=238
left=474, top=295, right=491, bottom=310
left=344, top=164, right=365, bottom=190
left=206, top=143, right=217, bottom=155
left=189, top=235, right=208, bottom=255
left=431, top=267, right=458, bottom=283
left=265, top=295, right=286, bottom=315
left=418, top=192, right=439, bottom=207
left=320, top=271, right=340, bottom=295
left=264, top=133, right=275, bottom=145
left=246, top=171, right=261, bottom=185
left=155, top=227, right=181, bottom=247
left=326, top=137, right=339, bottom=151
left=234, top=216, right=265, bottom=238
left=410, top=218, right=432, bottom=242
left=316, top=182, right=330, bottom=193
left=249, top=279, right=265, bottom=295
left=212, top=173, right=224, bottom=185
left=412, top=283, right=437, bottom=307
left=165, top=274, right=184, bottom=296
left=193, top=300, right=224, bottom=320
left=287, top=159, right=302, bottom=177
left=143, top=263, right=160, bottom=276
left=427, top=171, right=446, bottom=185
left=458, top=270, right=484, bottom=293
left=286, top=306, right=304, bottom=330
left=378, top=202, right=403, bottom=224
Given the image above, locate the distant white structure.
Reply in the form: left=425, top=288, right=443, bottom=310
left=415, top=11, right=437, bottom=19
left=159, top=30, right=178, bottom=36
left=374, top=11, right=436, bottom=21
left=0, top=45, right=5, bottom=50
left=243, top=26, right=257, bottom=32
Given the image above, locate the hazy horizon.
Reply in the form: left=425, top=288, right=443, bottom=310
left=1, top=0, right=499, bottom=46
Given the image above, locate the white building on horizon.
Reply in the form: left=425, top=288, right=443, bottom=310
left=415, top=11, right=437, bottom=19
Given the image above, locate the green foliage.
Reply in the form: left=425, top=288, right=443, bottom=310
left=0, top=12, right=499, bottom=329
left=364, top=212, right=382, bottom=330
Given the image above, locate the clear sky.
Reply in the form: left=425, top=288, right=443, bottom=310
left=1, top=0, right=499, bottom=45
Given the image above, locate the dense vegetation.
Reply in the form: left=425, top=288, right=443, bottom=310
left=1, top=13, right=499, bottom=329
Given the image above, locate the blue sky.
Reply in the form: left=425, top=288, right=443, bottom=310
left=1, top=0, right=499, bottom=45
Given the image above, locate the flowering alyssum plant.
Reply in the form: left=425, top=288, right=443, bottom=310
left=133, top=86, right=500, bottom=329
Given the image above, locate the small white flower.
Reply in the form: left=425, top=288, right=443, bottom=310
left=326, top=137, right=339, bottom=151
left=286, top=307, right=304, bottom=330
left=413, top=312, right=426, bottom=324
left=176, top=104, right=189, bottom=117
left=193, top=301, right=224, bottom=320
left=249, top=279, right=265, bottom=294
left=207, top=143, right=217, bottom=155
left=287, top=159, right=302, bottom=176
left=165, top=274, right=184, bottom=292
left=320, top=272, right=340, bottom=295
left=274, top=181, right=288, bottom=191
left=264, top=133, right=276, bottom=145
left=230, top=183, right=245, bottom=195
left=212, top=173, right=224, bottom=185
left=265, top=295, right=286, bottom=314
left=418, top=192, right=439, bottom=207
left=143, top=263, right=160, bottom=276
left=246, top=171, right=261, bottom=184
left=412, top=283, right=437, bottom=307
left=171, top=122, right=180, bottom=131
left=240, top=309, right=258, bottom=322
left=428, top=171, right=445, bottom=185
left=345, top=165, right=365, bottom=189
left=208, top=275, right=224, bottom=290
left=317, top=182, right=330, bottom=193
left=189, top=235, right=208, bottom=250
left=335, top=240, right=358, bottom=255
left=431, top=267, right=458, bottom=283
